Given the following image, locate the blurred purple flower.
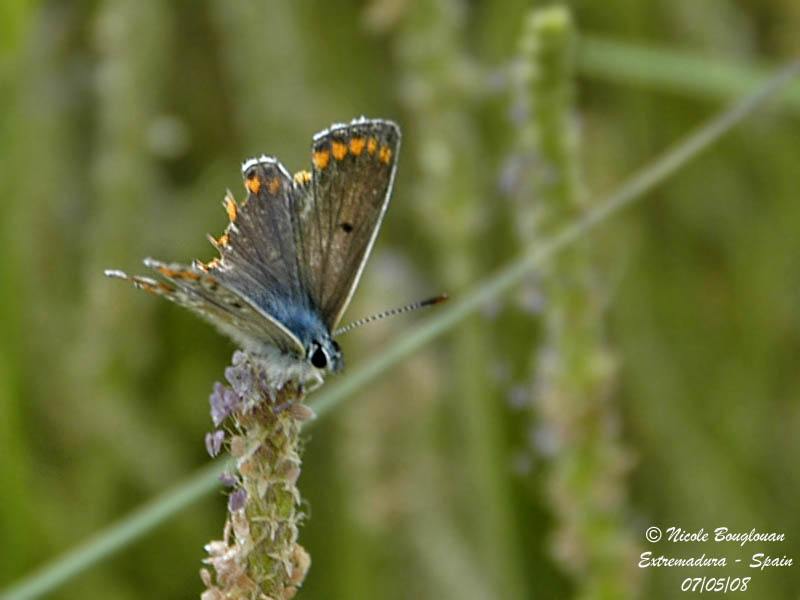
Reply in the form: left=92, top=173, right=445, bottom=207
left=209, top=382, right=239, bottom=427
left=497, top=154, right=523, bottom=197
left=219, top=472, right=238, bottom=488
left=228, top=488, right=247, bottom=512
left=225, top=363, right=253, bottom=397
left=232, top=349, right=247, bottom=366
left=205, top=430, right=226, bottom=457
left=508, top=384, right=530, bottom=409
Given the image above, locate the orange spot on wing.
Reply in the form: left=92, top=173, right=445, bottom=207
left=313, top=149, right=330, bottom=169
left=157, top=266, right=178, bottom=277
left=378, top=145, right=392, bottom=164
left=246, top=176, right=262, bottom=194
left=207, top=257, right=221, bottom=269
left=293, top=170, right=311, bottom=185
left=218, top=233, right=230, bottom=246
left=267, top=177, right=281, bottom=195
left=367, top=138, right=378, bottom=154
left=133, top=280, right=155, bottom=293
left=224, top=195, right=238, bottom=222
left=331, top=141, right=347, bottom=160
left=160, top=265, right=200, bottom=280
left=349, top=137, right=366, bottom=155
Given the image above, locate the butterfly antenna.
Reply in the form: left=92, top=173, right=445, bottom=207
left=333, top=294, right=449, bottom=338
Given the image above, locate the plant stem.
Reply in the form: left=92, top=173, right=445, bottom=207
left=201, top=351, right=313, bottom=600
left=518, top=7, right=639, bottom=598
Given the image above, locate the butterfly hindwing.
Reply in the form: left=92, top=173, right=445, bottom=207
left=105, top=260, right=303, bottom=355
left=293, top=118, right=400, bottom=330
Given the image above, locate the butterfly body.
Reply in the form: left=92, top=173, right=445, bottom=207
left=107, top=117, right=400, bottom=388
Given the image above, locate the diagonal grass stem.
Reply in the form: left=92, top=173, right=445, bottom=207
left=578, top=36, right=800, bottom=111
left=0, top=461, right=229, bottom=600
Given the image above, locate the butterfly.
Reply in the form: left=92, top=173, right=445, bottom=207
left=106, top=117, right=401, bottom=388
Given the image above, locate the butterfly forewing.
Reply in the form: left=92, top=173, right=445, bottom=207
left=199, top=158, right=311, bottom=354
left=294, top=118, right=400, bottom=330
left=209, top=158, right=305, bottom=305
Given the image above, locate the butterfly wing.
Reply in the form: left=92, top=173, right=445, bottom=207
left=106, top=158, right=311, bottom=355
left=197, top=155, right=324, bottom=354
left=106, top=119, right=399, bottom=356
left=293, top=118, right=401, bottom=330
left=104, top=260, right=304, bottom=355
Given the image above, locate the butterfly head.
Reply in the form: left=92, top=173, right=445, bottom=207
left=307, top=336, right=343, bottom=374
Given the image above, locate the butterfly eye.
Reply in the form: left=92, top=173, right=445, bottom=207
left=246, top=167, right=257, bottom=180
left=310, top=344, right=327, bottom=369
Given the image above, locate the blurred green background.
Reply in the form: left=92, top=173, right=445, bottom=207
left=2, top=1, right=800, bottom=598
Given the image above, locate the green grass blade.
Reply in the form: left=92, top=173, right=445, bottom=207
left=3, top=56, right=798, bottom=600
left=579, top=35, right=800, bottom=111
left=0, top=461, right=228, bottom=600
